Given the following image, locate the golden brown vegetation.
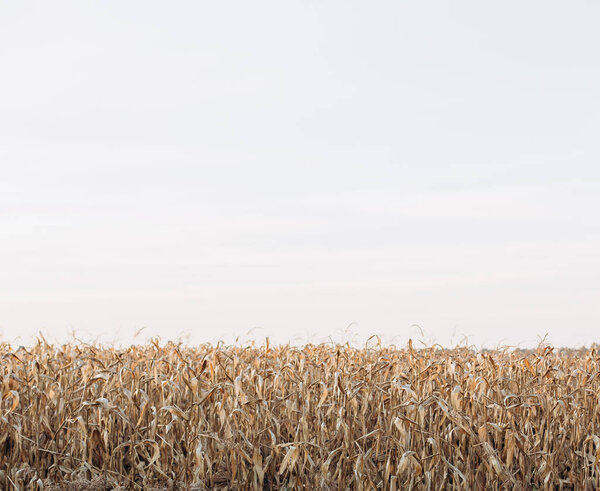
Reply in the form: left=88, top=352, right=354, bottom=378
left=1, top=339, right=599, bottom=489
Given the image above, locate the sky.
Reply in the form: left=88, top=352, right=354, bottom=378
left=1, top=1, right=599, bottom=348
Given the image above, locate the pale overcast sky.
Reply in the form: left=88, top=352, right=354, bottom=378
left=1, top=1, right=599, bottom=347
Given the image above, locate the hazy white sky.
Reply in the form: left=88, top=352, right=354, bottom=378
left=1, top=1, right=599, bottom=347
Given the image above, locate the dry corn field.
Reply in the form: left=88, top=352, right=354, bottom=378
left=1, top=340, right=600, bottom=490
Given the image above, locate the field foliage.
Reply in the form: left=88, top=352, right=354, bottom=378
left=1, top=339, right=599, bottom=489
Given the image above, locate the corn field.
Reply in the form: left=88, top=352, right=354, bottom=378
left=1, top=339, right=599, bottom=489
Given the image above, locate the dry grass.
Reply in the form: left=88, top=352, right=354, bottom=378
left=1, top=338, right=599, bottom=489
